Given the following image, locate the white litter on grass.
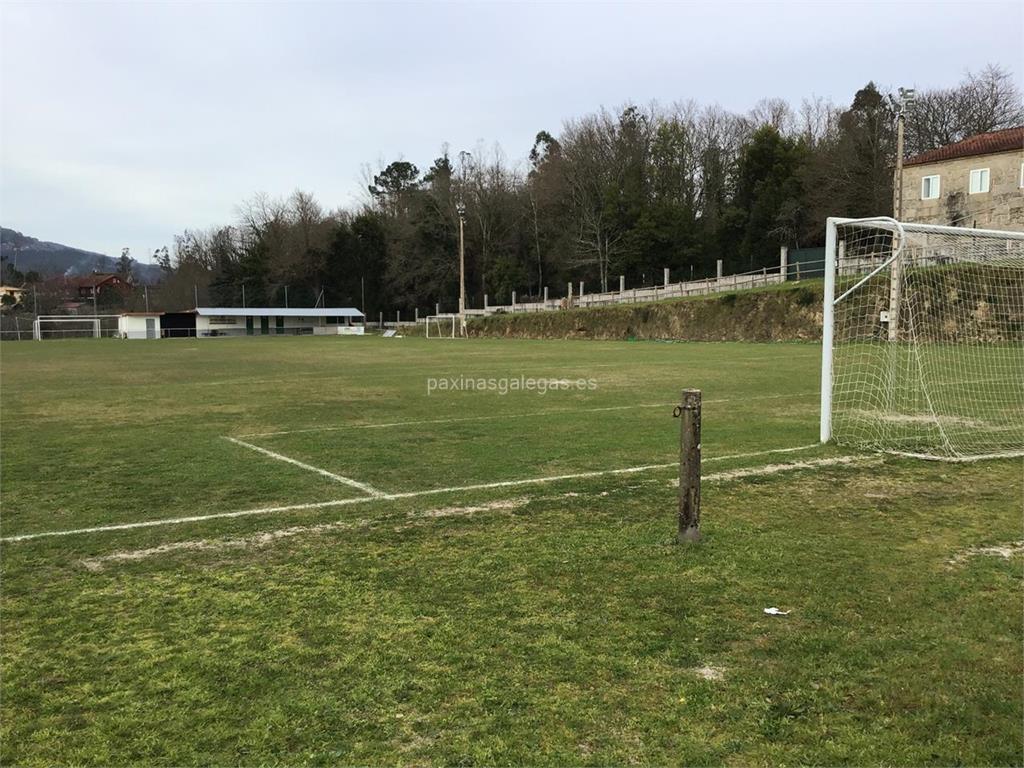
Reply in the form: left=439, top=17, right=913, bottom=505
left=763, top=607, right=791, bottom=616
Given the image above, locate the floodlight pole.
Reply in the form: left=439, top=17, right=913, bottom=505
left=889, top=88, right=914, bottom=343
left=893, top=88, right=914, bottom=220
left=457, top=200, right=467, bottom=337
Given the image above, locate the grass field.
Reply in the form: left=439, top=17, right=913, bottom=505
left=1, top=335, right=1022, bottom=765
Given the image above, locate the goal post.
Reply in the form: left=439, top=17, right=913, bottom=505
left=821, top=216, right=1024, bottom=461
left=425, top=314, right=457, bottom=339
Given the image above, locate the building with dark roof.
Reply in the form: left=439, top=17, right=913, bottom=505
left=898, top=127, right=1023, bottom=231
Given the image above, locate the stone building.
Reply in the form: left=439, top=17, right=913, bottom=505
left=898, top=126, right=1023, bottom=231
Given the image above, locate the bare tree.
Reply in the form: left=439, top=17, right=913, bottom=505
left=748, top=97, right=796, bottom=135
left=905, top=64, right=1024, bottom=155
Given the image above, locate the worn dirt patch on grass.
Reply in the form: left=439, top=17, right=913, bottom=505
left=948, top=540, right=1024, bottom=566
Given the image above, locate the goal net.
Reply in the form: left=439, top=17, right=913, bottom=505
left=821, top=217, right=1024, bottom=461
left=425, top=315, right=457, bottom=339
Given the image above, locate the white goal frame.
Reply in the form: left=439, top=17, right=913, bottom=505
left=425, top=314, right=458, bottom=339
left=32, top=315, right=120, bottom=340
left=820, top=216, right=1024, bottom=460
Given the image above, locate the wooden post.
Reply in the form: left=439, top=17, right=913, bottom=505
left=675, top=389, right=702, bottom=543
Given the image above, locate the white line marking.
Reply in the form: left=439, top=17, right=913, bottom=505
left=223, top=437, right=385, bottom=497
left=2, top=450, right=867, bottom=543
left=239, top=392, right=818, bottom=438
left=884, top=449, right=1024, bottom=463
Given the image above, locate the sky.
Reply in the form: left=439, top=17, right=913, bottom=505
left=1, top=1, right=1021, bottom=262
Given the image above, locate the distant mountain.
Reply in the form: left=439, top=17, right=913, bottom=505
left=0, top=227, right=163, bottom=283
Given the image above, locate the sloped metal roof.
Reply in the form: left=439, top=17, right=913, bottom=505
left=195, top=307, right=364, bottom=318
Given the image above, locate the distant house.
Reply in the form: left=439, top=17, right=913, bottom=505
left=0, top=284, right=25, bottom=310
left=72, top=272, right=131, bottom=300
left=898, top=126, right=1024, bottom=231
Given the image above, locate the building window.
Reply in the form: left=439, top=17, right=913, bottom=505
left=921, top=175, right=940, bottom=200
left=968, top=168, right=990, bottom=194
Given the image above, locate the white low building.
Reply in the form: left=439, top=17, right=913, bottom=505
left=194, top=307, right=365, bottom=337
left=118, top=312, right=163, bottom=339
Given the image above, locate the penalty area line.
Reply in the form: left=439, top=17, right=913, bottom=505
left=223, top=436, right=385, bottom=498
left=3, top=447, right=862, bottom=543
left=239, top=391, right=819, bottom=438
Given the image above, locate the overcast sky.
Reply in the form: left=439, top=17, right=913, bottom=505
left=1, top=1, right=1021, bottom=262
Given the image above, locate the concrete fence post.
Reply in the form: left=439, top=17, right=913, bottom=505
left=716, top=259, right=723, bottom=280
left=379, top=311, right=383, bottom=329
left=780, top=245, right=789, bottom=281
left=415, top=308, right=419, bottom=321
left=579, top=281, right=584, bottom=298
left=674, top=389, right=702, bottom=543
left=619, top=275, right=625, bottom=293
left=484, top=294, right=489, bottom=309
left=543, top=286, right=549, bottom=303
left=435, top=303, right=440, bottom=316
left=568, top=282, right=573, bottom=306
left=396, top=310, right=400, bottom=323
left=511, top=291, right=516, bottom=311
left=664, top=267, right=670, bottom=286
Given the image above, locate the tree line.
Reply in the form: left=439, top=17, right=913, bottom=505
left=19, top=65, right=1024, bottom=319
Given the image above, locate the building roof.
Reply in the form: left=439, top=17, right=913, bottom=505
left=194, top=307, right=365, bottom=318
left=905, top=126, right=1024, bottom=167
left=72, top=273, right=122, bottom=288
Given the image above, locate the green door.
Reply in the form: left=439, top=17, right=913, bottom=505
left=276, top=316, right=285, bottom=335
left=260, top=316, right=270, bottom=335
left=245, top=317, right=254, bottom=336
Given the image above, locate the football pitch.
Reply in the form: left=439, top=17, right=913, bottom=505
left=1, top=336, right=1021, bottom=765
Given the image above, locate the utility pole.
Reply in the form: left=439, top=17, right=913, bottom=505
left=144, top=285, right=149, bottom=312
left=360, top=277, right=365, bottom=314
left=284, top=285, right=289, bottom=309
left=242, top=283, right=246, bottom=308
left=194, top=284, right=198, bottom=309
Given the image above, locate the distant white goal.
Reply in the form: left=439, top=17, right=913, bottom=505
left=32, top=315, right=120, bottom=340
left=820, top=217, right=1024, bottom=461
left=425, top=314, right=457, bottom=339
